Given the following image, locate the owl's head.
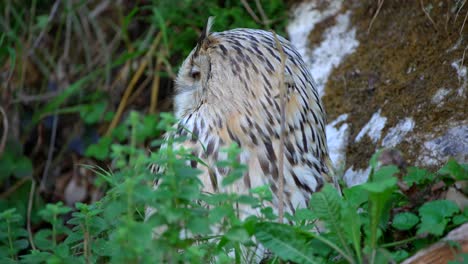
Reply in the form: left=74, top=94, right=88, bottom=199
left=174, top=17, right=217, bottom=118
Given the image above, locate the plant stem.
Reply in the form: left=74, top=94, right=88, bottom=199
left=7, top=220, right=16, bottom=260
left=302, top=231, right=356, bottom=264
left=53, top=214, right=57, bottom=246
left=381, top=236, right=421, bottom=248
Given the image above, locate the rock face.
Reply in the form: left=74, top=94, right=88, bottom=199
left=287, top=0, right=467, bottom=186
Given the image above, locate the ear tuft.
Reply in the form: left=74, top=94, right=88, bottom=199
left=195, top=16, right=215, bottom=54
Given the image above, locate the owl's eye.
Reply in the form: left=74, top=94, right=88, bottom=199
left=190, top=66, right=201, bottom=80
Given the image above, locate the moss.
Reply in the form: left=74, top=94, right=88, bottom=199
left=313, top=0, right=467, bottom=169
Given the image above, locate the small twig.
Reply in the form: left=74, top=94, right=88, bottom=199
left=460, top=8, right=468, bottom=35
left=420, top=0, right=438, bottom=31
left=272, top=31, right=287, bottom=223
left=445, top=0, right=451, bottom=33
left=127, top=75, right=152, bottom=106
left=29, top=0, right=61, bottom=55
left=13, top=90, right=60, bottom=103
left=240, top=0, right=263, bottom=25
left=90, top=0, right=110, bottom=19
left=368, top=0, right=385, bottom=34
left=255, top=0, right=271, bottom=28
left=454, top=0, right=466, bottom=22
left=0, top=177, right=29, bottom=199
left=461, top=45, right=468, bottom=68
left=27, top=179, right=37, bottom=250
left=63, top=0, right=72, bottom=60
left=39, top=112, right=59, bottom=192
left=0, top=106, right=8, bottom=157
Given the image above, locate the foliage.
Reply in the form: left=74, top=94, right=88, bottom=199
left=1, top=111, right=467, bottom=263
left=0, top=1, right=467, bottom=263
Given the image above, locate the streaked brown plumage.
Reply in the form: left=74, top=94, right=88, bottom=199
left=153, top=20, right=336, bottom=218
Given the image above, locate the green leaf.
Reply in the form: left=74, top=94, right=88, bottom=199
left=361, top=166, right=398, bottom=193
left=255, top=222, right=319, bottom=264
left=404, top=167, right=433, bottom=187
left=0, top=153, right=13, bottom=180
left=438, top=159, right=468, bottom=180
left=362, top=166, right=398, bottom=251
left=418, top=200, right=460, bottom=236
left=343, top=185, right=368, bottom=208
left=391, top=250, right=409, bottom=262
left=310, top=184, right=352, bottom=256
left=341, top=202, right=362, bottom=261
left=392, top=212, right=419, bottom=230
left=12, top=156, right=33, bottom=178
left=85, top=136, right=112, bottom=160
left=452, top=209, right=468, bottom=225
left=34, top=229, right=53, bottom=250
left=224, top=227, right=250, bottom=243
left=187, top=217, right=211, bottom=235
left=80, top=101, right=107, bottom=124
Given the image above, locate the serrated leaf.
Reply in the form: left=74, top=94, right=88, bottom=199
left=85, top=136, right=112, bottom=160
left=310, top=185, right=351, bottom=255
left=255, top=222, right=318, bottom=264
left=392, top=212, right=419, bottom=230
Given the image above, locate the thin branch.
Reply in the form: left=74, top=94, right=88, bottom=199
left=0, top=177, right=29, bottom=199
left=13, top=91, right=60, bottom=103
left=255, top=0, right=271, bottom=28
left=0, top=106, right=8, bottom=157
left=240, top=0, right=263, bottom=25
left=39, top=112, right=59, bottom=192
left=29, top=0, right=61, bottom=55
left=454, top=0, right=466, bottom=22
left=27, top=179, right=37, bottom=250
left=460, top=8, right=468, bottom=35
left=368, top=0, right=385, bottom=34
left=420, top=0, right=438, bottom=31
left=272, top=31, right=286, bottom=223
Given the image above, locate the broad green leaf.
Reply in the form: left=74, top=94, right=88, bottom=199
left=341, top=202, right=362, bottom=261
left=392, top=212, right=419, bottom=230
left=255, top=222, right=318, bottom=264
left=438, top=159, right=468, bottom=180
left=418, top=200, right=460, bottom=236
left=224, top=227, right=250, bottom=243
left=404, top=167, right=433, bottom=186
left=361, top=166, right=398, bottom=193
left=343, top=185, right=368, bottom=208
left=452, top=209, right=468, bottom=225
left=187, top=217, right=211, bottom=235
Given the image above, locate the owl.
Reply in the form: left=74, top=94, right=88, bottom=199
left=153, top=19, right=336, bottom=218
